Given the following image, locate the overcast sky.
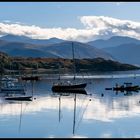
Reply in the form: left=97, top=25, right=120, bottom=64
left=0, top=2, right=140, bottom=42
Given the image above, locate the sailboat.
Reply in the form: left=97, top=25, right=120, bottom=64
left=52, top=42, right=87, bottom=93
left=1, top=70, right=25, bottom=94
left=1, top=80, right=25, bottom=92
left=4, top=76, right=35, bottom=101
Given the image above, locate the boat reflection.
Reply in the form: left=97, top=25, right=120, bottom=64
left=0, top=89, right=139, bottom=120
left=0, top=86, right=140, bottom=137
left=52, top=89, right=90, bottom=135
left=18, top=100, right=33, bottom=134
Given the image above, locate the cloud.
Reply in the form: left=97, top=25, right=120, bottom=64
left=1, top=16, right=140, bottom=42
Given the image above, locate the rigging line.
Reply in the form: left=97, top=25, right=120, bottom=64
left=76, top=95, right=88, bottom=121
left=75, top=99, right=90, bottom=133
left=48, top=117, right=62, bottom=135
left=18, top=102, right=23, bottom=133
left=47, top=96, right=63, bottom=134
left=22, top=81, right=35, bottom=114
left=75, top=98, right=91, bottom=133
left=75, top=96, right=89, bottom=122
left=22, top=100, right=33, bottom=114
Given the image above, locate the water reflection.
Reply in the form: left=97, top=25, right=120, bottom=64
left=0, top=75, right=140, bottom=137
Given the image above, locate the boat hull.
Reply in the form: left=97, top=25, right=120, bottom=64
left=21, top=76, right=40, bottom=81
left=52, top=83, right=87, bottom=93
left=113, top=85, right=140, bottom=91
left=5, top=96, right=32, bottom=101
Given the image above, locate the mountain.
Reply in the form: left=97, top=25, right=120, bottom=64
left=41, top=41, right=114, bottom=60
left=0, top=34, right=65, bottom=45
left=0, top=39, right=114, bottom=60
left=0, top=40, right=58, bottom=58
left=103, top=43, right=140, bottom=65
left=7, top=48, right=58, bottom=58
left=88, top=36, right=140, bottom=49
left=0, top=34, right=31, bottom=42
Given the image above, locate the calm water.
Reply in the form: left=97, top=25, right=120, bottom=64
left=1, top=71, right=140, bottom=138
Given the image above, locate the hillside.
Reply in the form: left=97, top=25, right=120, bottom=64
left=0, top=39, right=114, bottom=60
left=0, top=52, right=139, bottom=75
left=41, top=41, right=114, bottom=60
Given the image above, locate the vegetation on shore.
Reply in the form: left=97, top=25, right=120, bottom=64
left=0, top=52, right=139, bottom=75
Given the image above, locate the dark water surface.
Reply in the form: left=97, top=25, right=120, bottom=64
left=1, top=71, right=140, bottom=138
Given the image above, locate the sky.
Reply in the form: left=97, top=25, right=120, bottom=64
left=0, top=2, right=140, bottom=42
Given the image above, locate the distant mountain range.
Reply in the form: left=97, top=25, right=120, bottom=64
left=0, top=34, right=114, bottom=60
left=1, top=34, right=140, bottom=65
left=40, top=41, right=114, bottom=60
left=87, top=36, right=140, bottom=49
left=103, top=43, right=140, bottom=65
left=1, top=34, right=64, bottom=45
left=88, top=36, right=140, bottom=65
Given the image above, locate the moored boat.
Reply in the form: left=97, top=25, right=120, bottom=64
left=21, top=76, right=40, bottom=81
left=5, top=96, right=32, bottom=101
left=113, top=85, right=140, bottom=91
left=1, top=81, right=25, bottom=92
left=51, top=42, right=87, bottom=93
left=52, top=84, right=87, bottom=94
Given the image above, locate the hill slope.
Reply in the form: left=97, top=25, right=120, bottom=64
left=42, top=41, right=114, bottom=60
left=0, top=39, right=114, bottom=60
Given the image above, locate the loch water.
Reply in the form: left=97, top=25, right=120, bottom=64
left=1, top=71, right=140, bottom=138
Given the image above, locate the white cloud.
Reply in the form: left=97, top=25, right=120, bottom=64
left=1, top=16, right=140, bottom=42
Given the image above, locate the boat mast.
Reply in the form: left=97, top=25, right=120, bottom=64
left=73, top=93, right=76, bottom=135
left=18, top=102, right=23, bottom=133
left=0, top=53, right=3, bottom=85
left=72, top=42, right=76, bottom=80
left=59, top=95, right=61, bottom=122
left=58, top=58, right=61, bottom=80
